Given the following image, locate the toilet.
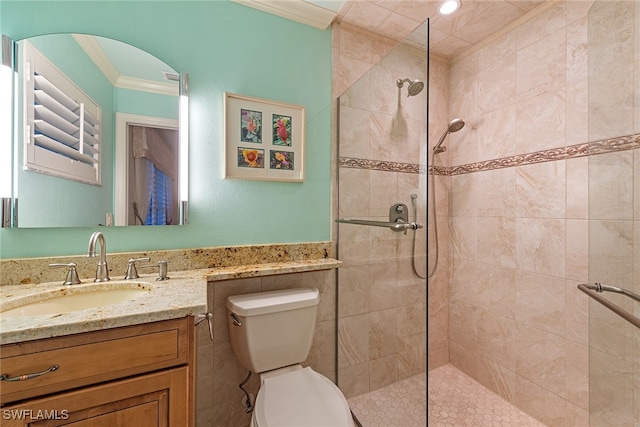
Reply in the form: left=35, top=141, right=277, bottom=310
left=227, top=288, right=354, bottom=427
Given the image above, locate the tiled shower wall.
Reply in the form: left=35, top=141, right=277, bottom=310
left=335, top=33, right=427, bottom=398
left=443, top=1, right=638, bottom=426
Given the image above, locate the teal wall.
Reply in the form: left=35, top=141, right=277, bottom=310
left=0, top=1, right=333, bottom=259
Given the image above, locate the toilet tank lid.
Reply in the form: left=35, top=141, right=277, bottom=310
left=227, top=288, right=319, bottom=317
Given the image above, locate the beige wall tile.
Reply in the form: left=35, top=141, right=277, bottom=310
left=515, top=374, right=566, bottom=427
left=477, top=216, right=516, bottom=268
left=515, top=271, right=566, bottom=337
left=477, top=167, right=516, bottom=217
left=338, top=362, right=370, bottom=399
left=369, top=308, right=400, bottom=359
left=566, top=156, right=589, bottom=219
left=476, top=309, right=516, bottom=370
left=589, top=348, right=635, bottom=427
left=589, top=151, right=635, bottom=220
left=475, top=263, right=516, bottom=319
left=566, top=219, right=589, bottom=282
left=516, top=161, right=566, bottom=219
left=516, top=323, right=566, bottom=398
left=565, top=279, right=589, bottom=346
left=369, top=354, right=398, bottom=390
left=515, top=89, right=567, bottom=153
left=338, top=313, right=370, bottom=369
left=516, top=218, right=566, bottom=277
left=516, top=27, right=567, bottom=102
left=565, top=340, right=589, bottom=410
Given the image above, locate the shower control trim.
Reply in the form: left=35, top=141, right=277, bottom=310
left=390, top=203, right=408, bottom=224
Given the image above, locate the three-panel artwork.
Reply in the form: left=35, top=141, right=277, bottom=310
left=225, top=93, right=305, bottom=182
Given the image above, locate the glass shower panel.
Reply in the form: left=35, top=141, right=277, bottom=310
left=336, top=21, right=428, bottom=400
left=586, top=1, right=639, bottom=426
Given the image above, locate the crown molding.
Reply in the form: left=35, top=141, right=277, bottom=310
left=116, top=75, right=178, bottom=96
left=72, top=34, right=120, bottom=85
left=232, top=0, right=337, bottom=30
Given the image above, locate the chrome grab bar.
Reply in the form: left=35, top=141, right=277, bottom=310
left=577, top=283, right=640, bottom=329
left=335, top=218, right=423, bottom=232
left=581, top=282, right=640, bottom=303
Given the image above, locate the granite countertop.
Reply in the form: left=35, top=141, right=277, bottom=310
left=0, top=258, right=341, bottom=345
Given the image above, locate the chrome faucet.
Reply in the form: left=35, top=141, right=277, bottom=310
left=87, top=231, right=110, bottom=282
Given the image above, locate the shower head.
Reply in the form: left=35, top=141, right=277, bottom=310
left=447, top=118, right=465, bottom=133
left=433, top=118, right=465, bottom=153
left=396, top=78, right=424, bottom=97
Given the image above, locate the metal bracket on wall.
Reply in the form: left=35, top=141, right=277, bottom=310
left=1, top=197, right=16, bottom=228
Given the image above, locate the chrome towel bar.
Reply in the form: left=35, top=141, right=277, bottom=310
left=581, top=282, right=640, bottom=303
left=335, top=218, right=423, bottom=233
left=335, top=202, right=423, bottom=234
left=577, top=283, right=640, bottom=329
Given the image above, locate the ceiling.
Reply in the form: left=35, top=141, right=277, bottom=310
left=239, top=0, right=548, bottom=60
left=74, top=0, right=549, bottom=91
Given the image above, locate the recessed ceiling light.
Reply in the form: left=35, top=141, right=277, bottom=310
left=439, top=0, right=460, bottom=15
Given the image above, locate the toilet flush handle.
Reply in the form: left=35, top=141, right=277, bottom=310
left=195, top=312, right=214, bottom=341
left=230, top=313, right=243, bottom=326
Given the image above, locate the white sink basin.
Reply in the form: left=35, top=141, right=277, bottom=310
left=0, top=282, right=152, bottom=318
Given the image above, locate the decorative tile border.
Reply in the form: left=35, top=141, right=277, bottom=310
left=447, top=133, right=639, bottom=176
left=339, top=134, right=639, bottom=176
left=338, top=157, right=425, bottom=174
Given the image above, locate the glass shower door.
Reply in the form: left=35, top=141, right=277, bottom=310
left=585, top=1, right=639, bottom=426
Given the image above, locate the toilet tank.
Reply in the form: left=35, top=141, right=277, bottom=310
left=227, top=288, right=319, bottom=373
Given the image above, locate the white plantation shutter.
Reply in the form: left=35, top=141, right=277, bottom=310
left=23, top=41, right=102, bottom=185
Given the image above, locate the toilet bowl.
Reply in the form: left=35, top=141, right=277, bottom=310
left=227, top=288, right=354, bottom=427
left=251, top=365, right=354, bottom=427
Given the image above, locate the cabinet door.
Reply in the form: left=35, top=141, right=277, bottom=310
left=1, top=367, right=188, bottom=427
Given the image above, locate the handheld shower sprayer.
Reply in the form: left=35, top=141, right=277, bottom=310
left=396, top=78, right=424, bottom=97
left=432, top=118, right=465, bottom=154
left=428, top=118, right=465, bottom=279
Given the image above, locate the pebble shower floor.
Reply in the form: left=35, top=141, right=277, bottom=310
left=348, top=364, right=547, bottom=426
left=348, top=374, right=426, bottom=426
left=428, top=364, right=547, bottom=427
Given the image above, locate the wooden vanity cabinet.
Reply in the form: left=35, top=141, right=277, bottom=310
left=0, top=317, right=195, bottom=426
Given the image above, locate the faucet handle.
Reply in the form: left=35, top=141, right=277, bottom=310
left=125, top=257, right=151, bottom=280
left=49, top=262, right=81, bottom=285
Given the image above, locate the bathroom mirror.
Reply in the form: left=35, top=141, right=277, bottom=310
left=8, top=33, right=188, bottom=227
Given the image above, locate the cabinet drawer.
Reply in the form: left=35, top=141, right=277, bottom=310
left=0, top=317, right=191, bottom=405
left=1, top=366, right=189, bottom=427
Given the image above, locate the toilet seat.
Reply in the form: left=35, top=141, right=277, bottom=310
left=253, top=367, right=353, bottom=427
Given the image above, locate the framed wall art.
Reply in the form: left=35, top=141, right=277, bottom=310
left=224, top=92, right=305, bottom=182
